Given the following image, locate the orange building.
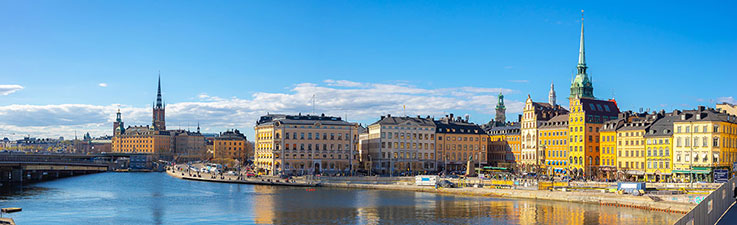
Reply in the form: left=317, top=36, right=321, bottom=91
left=112, top=126, right=171, bottom=154
left=213, top=129, right=247, bottom=162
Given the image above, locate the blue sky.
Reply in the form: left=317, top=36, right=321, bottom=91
left=0, top=1, right=735, bottom=139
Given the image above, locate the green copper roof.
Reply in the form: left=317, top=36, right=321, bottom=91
left=496, top=92, right=506, bottom=109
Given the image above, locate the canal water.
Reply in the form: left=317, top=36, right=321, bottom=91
left=1, top=172, right=681, bottom=224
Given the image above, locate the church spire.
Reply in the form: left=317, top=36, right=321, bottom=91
left=156, top=71, right=163, bottom=108
left=570, top=10, right=594, bottom=99
left=578, top=10, right=586, bottom=69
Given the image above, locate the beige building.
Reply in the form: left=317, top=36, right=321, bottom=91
left=172, top=130, right=207, bottom=162
left=254, top=114, right=359, bottom=176
left=673, top=107, right=737, bottom=182
left=717, top=102, right=737, bottom=116
left=363, top=115, right=436, bottom=175
left=520, top=95, right=567, bottom=169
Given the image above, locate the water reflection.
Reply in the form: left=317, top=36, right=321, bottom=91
left=248, top=186, right=680, bottom=225
left=2, top=173, right=681, bottom=225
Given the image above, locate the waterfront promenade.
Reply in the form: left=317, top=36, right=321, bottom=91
left=167, top=165, right=318, bottom=187
left=166, top=165, right=700, bottom=214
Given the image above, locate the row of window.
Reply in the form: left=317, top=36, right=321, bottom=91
left=284, top=143, right=350, bottom=151
left=381, top=132, right=433, bottom=140
left=285, top=132, right=351, bottom=141
left=380, top=152, right=436, bottom=160
left=382, top=142, right=434, bottom=150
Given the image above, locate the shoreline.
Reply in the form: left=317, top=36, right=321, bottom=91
left=165, top=168, right=694, bottom=214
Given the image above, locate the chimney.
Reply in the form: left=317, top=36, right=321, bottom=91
left=464, top=114, right=470, bottom=122
left=449, top=113, right=454, bottom=120
left=387, top=114, right=391, bottom=118
left=698, top=106, right=706, bottom=111
left=380, top=116, right=385, bottom=119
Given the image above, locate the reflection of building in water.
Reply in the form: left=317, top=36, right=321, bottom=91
left=251, top=186, right=277, bottom=224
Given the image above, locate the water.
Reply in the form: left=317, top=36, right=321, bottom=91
left=0, top=173, right=682, bottom=224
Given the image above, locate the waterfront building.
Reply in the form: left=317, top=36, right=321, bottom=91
left=566, top=15, right=621, bottom=177
left=520, top=94, right=567, bottom=171
left=112, top=125, right=172, bottom=154
left=599, top=118, right=623, bottom=180
left=254, top=114, right=359, bottom=175
left=365, top=115, right=436, bottom=175
left=111, top=75, right=208, bottom=162
left=484, top=122, right=520, bottom=168
left=435, top=114, right=487, bottom=172
left=172, top=129, right=207, bottom=162
left=213, top=129, right=247, bottom=162
left=538, top=114, right=569, bottom=176
left=615, top=115, right=655, bottom=180
left=644, top=111, right=676, bottom=182
left=672, top=107, right=737, bottom=182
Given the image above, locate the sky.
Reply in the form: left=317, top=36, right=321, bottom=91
left=0, top=1, right=735, bottom=140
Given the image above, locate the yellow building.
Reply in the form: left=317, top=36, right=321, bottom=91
left=644, top=112, right=676, bottom=182
left=538, top=114, right=569, bottom=176
left=112, top=126, right=171, bottom=154
left=435, top=114, right=487, bottom=172
left=254, top=114, right=359, bottom=176
left=566, top=16, right=620, bottom=178
left=599, top=119, right=621, bottom=180
left=567, top=98, right=620, bottom=178
left=616, top=117, right=654, bottom=181
left=213, top=129, right=247, bottom=162
left=673, top=107, right=737, bottom=182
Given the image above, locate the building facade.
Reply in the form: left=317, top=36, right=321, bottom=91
left=254, top=114, right=359, bottom=176
left=673, top=107, right=737, bottom=182
left=435, top=114, right=487, bottom=172
left=213, top=129, right=247, bottom=162
left=538, top=114, right=568, bottom=176
left=644, top=112, right=675, bottom=182
left=364, top=115, right=436, bottom=175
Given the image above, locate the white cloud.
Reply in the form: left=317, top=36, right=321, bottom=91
left=0, top=80, right=524, bottom=140
left=324, top=79, right=366, bottom=87
left=717, top=96, right=737, bottom=104
left=98, top=83, right=108, bottom=87
left=0, top=85, right=23, bottom=95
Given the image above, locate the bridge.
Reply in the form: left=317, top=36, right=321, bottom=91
left=0, top=152, right=139, bottom=187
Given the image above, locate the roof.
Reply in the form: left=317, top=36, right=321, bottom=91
left=256, top=114, right=355, bottom=126
left=434, top=119, right=485, bottom=134
left=369, top=115, right=435, bottom=127
left=675, top=107, right=737, bottom=123
left=579, top=98, right=620, bottom=117
left=538, top=114, right=569, bottom=129
left=644, top=113, right=677, bottom=137
left=485, top=123, right=521, bottom=135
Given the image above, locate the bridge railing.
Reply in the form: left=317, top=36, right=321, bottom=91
left=674, top=176, right=737, bottom=225
left=0, top=153, right=101, bottom=164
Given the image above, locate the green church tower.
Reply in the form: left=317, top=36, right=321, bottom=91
left=570, top=11, right=594, bottom=99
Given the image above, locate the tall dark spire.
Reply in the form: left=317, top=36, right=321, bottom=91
left=156, top=71, right=163, bottom=108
